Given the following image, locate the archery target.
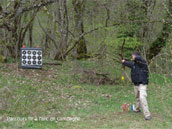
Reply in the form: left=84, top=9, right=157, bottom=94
left=21, top=48, right=42, bottom=68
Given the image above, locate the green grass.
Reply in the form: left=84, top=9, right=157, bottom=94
left=0, top=60, right=172, bottom=129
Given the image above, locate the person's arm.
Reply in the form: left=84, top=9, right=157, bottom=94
left=122, top=60, right=134, bottom=69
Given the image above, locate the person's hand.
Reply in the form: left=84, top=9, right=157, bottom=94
left=122, top=60, right=125, bottom=63
left=132, top=55, right=136, bottom=60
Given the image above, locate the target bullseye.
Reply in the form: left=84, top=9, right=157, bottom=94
left=21, top=47, right=42, bottom=69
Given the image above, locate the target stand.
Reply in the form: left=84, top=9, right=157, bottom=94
left=21, top=48, right=42, bottom=69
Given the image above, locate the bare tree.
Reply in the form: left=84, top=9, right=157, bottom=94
left=54, top=0, right=69, bottom=60
left=72, top=0, right=87, bottom=59
left=146, top=0, right=172, bottom=63
left=0, top=0, right=56, bottom=57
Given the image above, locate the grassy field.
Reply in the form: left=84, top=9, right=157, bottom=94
left=0, top=60, right=172, bottom=129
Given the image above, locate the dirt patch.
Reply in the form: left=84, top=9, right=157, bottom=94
left=1, top=63, right=57, bottom=81
left=72, top=69, right=120, bottom=85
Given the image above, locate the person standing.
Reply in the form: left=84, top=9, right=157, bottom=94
left=122, top=51, right=151, bottom=120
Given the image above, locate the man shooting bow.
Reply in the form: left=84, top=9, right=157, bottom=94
left=122, top=51, right=151, bottom=120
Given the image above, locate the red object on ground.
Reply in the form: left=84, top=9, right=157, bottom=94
left=22, top=45, right=26, bottom=48
left=123, top=104, right=126, bottom=111
left=36, top=45, right=39, bottom=48
left=126, top=104, right=130, bottom=111
left=123, top=103, right=130, bottom=111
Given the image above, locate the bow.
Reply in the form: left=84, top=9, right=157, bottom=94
left=119, top=39, right=131, bottom=82
left=120, top=39, right=126, bottom=69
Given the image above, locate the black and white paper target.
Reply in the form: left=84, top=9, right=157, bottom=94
left=21, top=48, right=42, bottom=68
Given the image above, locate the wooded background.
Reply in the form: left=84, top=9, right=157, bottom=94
left=0, top=0, right=172, bottom=75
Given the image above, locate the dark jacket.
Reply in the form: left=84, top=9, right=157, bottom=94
left=123, top=56, right=149, bottom=86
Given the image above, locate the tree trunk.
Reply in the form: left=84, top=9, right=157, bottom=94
left=140, top=0, right=156, bottom=58
left=72, top=0, right=87, bottom=59
left=29, top=23, right=33, bottom=47
left=146, top=0, right=172, bottom=63
left=54, top=0, right=69, bottom=60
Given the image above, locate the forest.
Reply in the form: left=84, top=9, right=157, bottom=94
left=0, top=0, right=172, bottom=129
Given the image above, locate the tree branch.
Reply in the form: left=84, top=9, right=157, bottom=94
left=19, top=10, right=39, bottom=46
left=36, top=16, right=58, bottom=49
left=1, top=0, right=56, bottom=18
